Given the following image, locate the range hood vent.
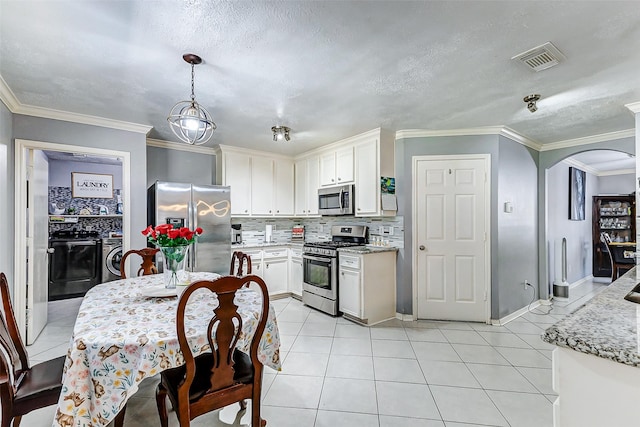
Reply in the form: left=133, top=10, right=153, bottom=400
left=511, top=42, right=565, bottom=72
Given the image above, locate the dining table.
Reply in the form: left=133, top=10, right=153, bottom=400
left=53, top=272, right=282, bottom=427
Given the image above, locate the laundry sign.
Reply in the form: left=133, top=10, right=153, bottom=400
left=72, top=172, right=113, bottom=198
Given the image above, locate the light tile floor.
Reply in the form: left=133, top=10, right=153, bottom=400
left=24, top=280, right=607, bottom=427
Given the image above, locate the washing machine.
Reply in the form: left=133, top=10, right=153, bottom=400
left=102, top=238, right=123, bottom=282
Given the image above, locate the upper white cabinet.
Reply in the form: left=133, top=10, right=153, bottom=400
left=224, top=151, right=251, bottom=216
left=218, top=146, right=294, bottom=217
left=354, top=129, right=395, bottom=217
left=274, top=158, right=294, bottom=216
left=251, top=156, right=274, bottom=215
left=219, top=127, right=395, bottom=218
left=320, top=146, right=353, bottom=187
left=294, top=156, right=320, bottom=216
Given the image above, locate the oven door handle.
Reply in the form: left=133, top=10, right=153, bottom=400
left=302, top=254, right=332, bottom=263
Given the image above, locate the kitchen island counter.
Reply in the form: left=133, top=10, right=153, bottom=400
left=542, top=267, right=640, bottom=427
left=542, top=267, right=640, bottom=366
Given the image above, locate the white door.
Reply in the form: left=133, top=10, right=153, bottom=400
left=27, top=149, right=49, bottom=344
left=414, top=155, right=490, bottom=322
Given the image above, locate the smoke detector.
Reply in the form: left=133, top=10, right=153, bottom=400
left=512, top=42, right=565, bottom=72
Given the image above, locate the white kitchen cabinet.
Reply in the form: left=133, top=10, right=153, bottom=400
left=263, top=247, right=289, bottom=296
left=353, top=129, right=396, bottom=217
left=294, top=156, right=320, bottom=216
left=339, top=261, right=361, bottom=318
left=320, top=146, right=353, bottom=187
left=224, top=151, right=251, bottom=216
left=243, top=249, right=264, bottom=279
left=251, top=157, right=274, bottom=215
left=354, top=139, right=378, bottom=216
left=288, top=247, right=303, bottom=298
left=274, top=158, right=294, bottom=215
left=338, top=250, right=397, bottom=325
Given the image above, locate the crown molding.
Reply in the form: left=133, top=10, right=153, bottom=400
left=539, top=129, right=635, bottom=152
left=16, top=104, right=152, bottom=134
left=395, top=126, right=541, bottom=151
left=561, top=157, right=634, bottom=177
left=0, top=74, right=152, bottom=134
left=562, top=157, right=598, bottom=175
left=597, top=168, right=635, bottom=177
left=146, top=138, right=219, bottom=155
left=215, top=143, right=294, bottom=160
left=0, top=74, right=20, bottom=111
left=625, top=101, right=640, bottom=114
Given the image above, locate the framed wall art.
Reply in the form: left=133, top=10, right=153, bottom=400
left=569, top=166, right=586, bottom=221
left=72, top=172, right=114, bottom=198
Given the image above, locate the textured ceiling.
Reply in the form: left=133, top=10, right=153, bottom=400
left=1, top=1, right=640, bottom=156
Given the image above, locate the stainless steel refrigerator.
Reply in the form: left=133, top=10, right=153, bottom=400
left=147, top=181, right=231, bottom=274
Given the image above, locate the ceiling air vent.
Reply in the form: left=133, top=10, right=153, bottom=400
left=511, top=42, right=565, bottom=72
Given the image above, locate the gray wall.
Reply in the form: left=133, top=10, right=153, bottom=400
left=538, top=137, right=635, bottom=298
left=495, top=136, right=539, bottom=319
left=598, top=173, right=635, bottom=195
left=0, top=101, right=13, bottom=285
left=146, top=146, right=216, bottom=188
left=49, top=159, right=123, bottom=189
left=12, top=114, right=148, bottom=257
left=396, top=134, right=539, bottom=320
left=546, top=162, right=598, bottom=287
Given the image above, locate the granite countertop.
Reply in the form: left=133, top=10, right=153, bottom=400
left=232, top=242, right=303, bottom=249
left=542, top=267, right=640, bottom=366
left=338, top=245, right=399, bottom=254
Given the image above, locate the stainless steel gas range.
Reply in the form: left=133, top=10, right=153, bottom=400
left=302, top=225, right=368, bottom=316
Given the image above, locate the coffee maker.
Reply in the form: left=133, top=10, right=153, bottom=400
left=231, top=224, right=242, bottom=244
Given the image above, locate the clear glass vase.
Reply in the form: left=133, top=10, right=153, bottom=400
left=159, top=245, right=189, bottom=289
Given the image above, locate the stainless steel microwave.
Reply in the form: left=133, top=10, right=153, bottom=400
left=318, top=184, right=354, bottom=216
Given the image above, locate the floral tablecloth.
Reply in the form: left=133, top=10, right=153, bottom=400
left=53, top=272, right=281, bottom=427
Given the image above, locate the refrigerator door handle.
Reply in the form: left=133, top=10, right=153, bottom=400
left=188, top=199, right=196, bottom=271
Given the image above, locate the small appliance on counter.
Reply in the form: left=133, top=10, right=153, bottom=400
left=231, top=224, right=242, bottom=244
left=292, top=225, right=305, bottom=242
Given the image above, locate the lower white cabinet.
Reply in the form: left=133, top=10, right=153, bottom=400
left=263, top=248, right=289, bottom=296
left=289, top=248, right=303, bottom=297
left=338, top=250, right=397, bottom=325
left=243, top=249, right=264, bottom=279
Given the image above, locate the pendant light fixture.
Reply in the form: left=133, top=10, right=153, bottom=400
left=271, top=125, right=291, bottom=142
left=167, top=53, right=216, bottom=145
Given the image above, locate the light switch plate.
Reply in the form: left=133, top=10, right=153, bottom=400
left=388, top=226, right=394, bottom=236
left=379, top=226, right=385, bottom=235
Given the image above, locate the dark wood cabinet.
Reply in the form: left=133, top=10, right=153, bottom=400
left=592, top=195, right=635, bottom=277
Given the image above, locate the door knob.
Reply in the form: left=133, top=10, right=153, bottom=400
left=419, top=245, right=425, bottom=251
left=47, top=248, right=55, bottom=254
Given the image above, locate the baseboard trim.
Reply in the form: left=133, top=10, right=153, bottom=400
left=396, top=313, right=414, bottom=322
left=491, top=299, right=543, bottom=326
left=570, top=275, right=593, bottom=289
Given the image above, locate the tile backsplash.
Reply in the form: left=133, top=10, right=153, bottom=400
left=232, top=216, right=404, bottom=248
left=49, top=186, right=123, bottom=238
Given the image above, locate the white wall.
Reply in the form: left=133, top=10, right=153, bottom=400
left=598, top=173, right=634, bottom=195
left=547, top=161, right=597, bottom=285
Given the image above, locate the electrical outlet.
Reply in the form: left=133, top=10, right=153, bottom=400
left=524, top=280, right=530, bottom=290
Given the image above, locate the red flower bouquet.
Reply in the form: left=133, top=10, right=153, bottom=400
left=141, top=224, right=203, bottom=247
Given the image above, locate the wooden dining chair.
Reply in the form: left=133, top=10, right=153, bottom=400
left=601, top=233, right=634, bottom=280
left=0, top=272, right=65, bottom=427
left=155, top=275, right=269, bottom=427
left=120, top=247, right=160, bottom=279
left=230, top=251, right=252, bottom=276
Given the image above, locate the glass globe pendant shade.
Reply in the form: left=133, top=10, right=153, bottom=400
left=167, top=53, right=216, bottom=145
left=168, top=100, right=216, bottom=145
